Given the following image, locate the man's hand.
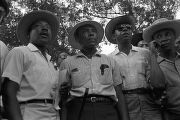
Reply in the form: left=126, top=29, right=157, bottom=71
left=59, top=82, right=71, bottom=99
left=149, top=40, right=159, bottom=57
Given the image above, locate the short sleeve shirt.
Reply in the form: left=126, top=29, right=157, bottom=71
left=2, top=43, right=58, bottom=102
left=157, top=55, right=180, bottom=114
left=59, top=52, right=122, bottom=99
left=109, top=46, right=150, bottom=90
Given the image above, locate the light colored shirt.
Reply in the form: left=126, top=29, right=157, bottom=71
left=2, top=43, right=58, bottom=102
left=157, top=55, right=180, bottom=113
left=60, top=52, right=122, bottom=100
left=0, top=41, right=9, bottom=75
left=109, top=46, right=150, bottom=90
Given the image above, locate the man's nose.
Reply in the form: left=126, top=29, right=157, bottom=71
left=122, top=27, right=129, bottom=31
left=41, top=26, right=49, bottom=31
left=89, top=31, right=95, bottom=36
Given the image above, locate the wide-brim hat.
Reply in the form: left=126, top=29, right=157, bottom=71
left=105, top=15, right=135, bottom=44
left=143, top=18, right=180, bottom=43
left=68, top=21, right=104, bottom=49
left=17, top=10, right=59, bottom=45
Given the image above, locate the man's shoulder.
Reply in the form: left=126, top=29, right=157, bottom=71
left=134, top=46, right=150, bottom=55
left=8, top=46, right=29, bottom=55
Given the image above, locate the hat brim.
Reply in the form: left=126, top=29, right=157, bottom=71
left=17, top=10, right=59, bottom=45
left=105, top=15, right=135, bottom=44
left=143, top=20, right=180, bottom=43
left=68, top=21, right=104, bottom=49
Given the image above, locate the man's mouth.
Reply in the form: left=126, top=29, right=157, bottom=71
left=40, top=32, right=49, bottom=38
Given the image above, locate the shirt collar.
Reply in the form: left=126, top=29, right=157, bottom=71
left=131, top=45, right=139, bottom=52
left=27, top=43, right=51, bottom=61
left=27, top=43, right=39, bottom=52
left=76, top=51, right=101, bottom=58
left=177, top=52, right=180, bottom=57
left=110, top=45, right=138, bottom=55
left=157, top=52, right=180, bottom=64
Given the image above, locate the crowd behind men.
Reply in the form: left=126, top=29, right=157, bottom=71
left=1, top=1, right=180, bottom=120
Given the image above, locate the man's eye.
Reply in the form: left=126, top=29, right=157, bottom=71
left=117, top=27, right=123, bottom=31
left=165, top=32, right=171, bottom=37
left=157, top=34, right=161, bottom=39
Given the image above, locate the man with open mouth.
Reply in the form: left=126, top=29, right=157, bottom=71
left=2, top=10, right=60, bottom=120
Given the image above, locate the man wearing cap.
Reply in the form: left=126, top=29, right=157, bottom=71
left=59, top=21, right=129, bottom=120
left=2, top=10, right=60, bottom=120
left=143, top=18, right=180, bottom=120
left=106, top=15, right=164, bottom=120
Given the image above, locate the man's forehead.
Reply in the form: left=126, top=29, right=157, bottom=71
left=155, top=28, right=175, bottom=34
left=117, top=24, right=132, bottom=27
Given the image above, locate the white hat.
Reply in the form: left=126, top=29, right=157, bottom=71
left=143, top=18, right=180, bottom=43
left=68, top=21, right=104, bottom=49
left=17, top=10, right=59, bottom=45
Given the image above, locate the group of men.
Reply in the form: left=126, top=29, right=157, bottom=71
left=0, top=1, right=180, bottom=120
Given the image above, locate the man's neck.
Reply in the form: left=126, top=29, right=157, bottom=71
left=160, top=49, right=177, bottom=61
left=81, top=47, right=97, bottom=59
left=118, top=42, right=132, bottom=55
left=32, top=43, right=48, bottom=60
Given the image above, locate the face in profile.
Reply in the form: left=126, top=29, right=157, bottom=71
left=76, top=24, right=98, bottom=48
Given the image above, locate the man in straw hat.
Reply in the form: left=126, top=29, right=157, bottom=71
left=59, top=21, right=129, bottom=120
left=106, top=15, right=164, bottom=120
left=2, top=10, right=60, bottom=120
left=143, top=18, right=180, bottom=120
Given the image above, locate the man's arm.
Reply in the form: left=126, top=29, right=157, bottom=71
left=114, top=84, right=130, bottom=120
left=2, top=78, right=23, bottom=120
left=148, top=41, right=165, bottom=88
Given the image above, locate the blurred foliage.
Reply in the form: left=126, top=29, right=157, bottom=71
left=1, top=0, right=180, bottom=62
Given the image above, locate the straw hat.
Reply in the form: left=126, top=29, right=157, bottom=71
left=17, top=10, right=59, bottom=45
left=105, top=15, right=135, bottom=44
left=143, top=18, right=180, bottom=43
left=68, top=21, right=104, bottom=49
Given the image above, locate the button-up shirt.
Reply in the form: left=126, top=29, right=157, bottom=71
left=157, top=55, right=180, bottom=114
left=2, top=43, right=58, bottom=102
left=59, top=52, right=122, bottom=100
left=109, top=46, right=150, bottom=90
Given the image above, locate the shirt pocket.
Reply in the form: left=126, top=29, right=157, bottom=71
left=135, top=57, right=147, bottom=75
left=99, top=67, right=113, bottom=85
left=70, top=68, right=89, bottom=87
